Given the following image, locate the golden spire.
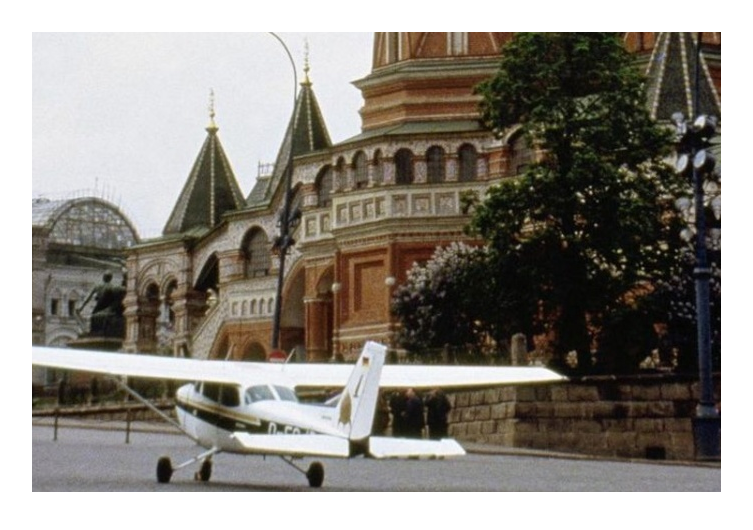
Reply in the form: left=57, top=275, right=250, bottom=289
left=206, top=88, right=218, bottom=133
left=302, top=39, right=311, bottom=85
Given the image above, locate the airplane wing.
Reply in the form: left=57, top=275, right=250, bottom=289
left=229, top=433, right=467, bottom=459
left=32, top=342, right=565, bottom=390
left=368, top=436, right=466, bottom=458
left=286, top=362, right=566, bottom=390
left=31, top=346, right=291, bottom=387
left=230, top=433, right=351, bottom=458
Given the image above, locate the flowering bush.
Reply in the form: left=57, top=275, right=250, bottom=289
left=391, top=243, right=496, bottom=360
left=650, top=248, right=721, bottom=372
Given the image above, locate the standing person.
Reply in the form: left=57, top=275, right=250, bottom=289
left=403, top=388, right=425, bottom=439
left=389, top=390, right=407, bottom=437
left=425, top=388, right=452, bottom=439
left=372, top=392, right=390, bottom=436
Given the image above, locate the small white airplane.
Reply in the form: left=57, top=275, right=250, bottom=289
left=32, top=342, right=565, bottom=488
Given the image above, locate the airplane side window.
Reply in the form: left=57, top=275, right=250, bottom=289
left=245, top=385, right=275, bottom=403
left=202, top=382, right=221, bottom=402
left=274, top=386, right=299, bottom=402
left=220, top=385, right=240, bottom=407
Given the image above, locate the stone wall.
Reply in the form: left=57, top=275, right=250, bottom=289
left=447, top=373, right=721, bottom=461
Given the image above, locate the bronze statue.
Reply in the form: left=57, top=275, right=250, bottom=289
left=78, top=273, right=126, bottom=338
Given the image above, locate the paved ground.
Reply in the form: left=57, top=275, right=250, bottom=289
left=32, top=419, right=720, bottom=492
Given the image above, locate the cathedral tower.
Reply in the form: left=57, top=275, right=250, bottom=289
left=356, top=33, right=515, bottom=130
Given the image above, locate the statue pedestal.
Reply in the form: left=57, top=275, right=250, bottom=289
left=67, top=336, right=123, bottom=352
left=55, top=336, right=125, bottom=403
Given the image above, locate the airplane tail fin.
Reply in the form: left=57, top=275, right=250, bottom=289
left=333, top=341, right=386, bottom=441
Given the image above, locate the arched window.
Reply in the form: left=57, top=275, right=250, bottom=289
left=426, top=146, right=446, bottom=183
left=67, top=290, right=80, bottom=317
left=353, top=151, right=368, bottom=189
left=316, top=166, right=333, bottom=207
left=243, top=228, right=271, bottom=278
left=145, top=283, right=160, bottom=303
left=142, top=282, right=160, bottom=344
left=509, top=134, right=534, bottom=175
left=372, top=149, right=384, bottom=185
left=164, top=279, right=177, bottom=325
left=49, top=288, right=62, bottom=316
left=394, top=149, right=414, bottom=185
left=335, top=157, right=346, bottom=190
left=458, top=144, right=478, bottom=182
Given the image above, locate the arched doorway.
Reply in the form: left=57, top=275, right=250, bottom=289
left=305, top=267, right=334, bottom=362
left=242, top=341, right=266, bottom=362
left=212, top=334, right=231, bottom=360
left=138, top=282, right=160, bottom=352
left=281, top=266, right=306, bottom=356
left=156, top=279, right=178, bottom=354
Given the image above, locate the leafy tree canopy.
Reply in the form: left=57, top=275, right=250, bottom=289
left=470, top=33, right=687, bottom=372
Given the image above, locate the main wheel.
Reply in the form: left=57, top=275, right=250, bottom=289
left=156, top=457, right=173, bottom=484
left=195, top=459, right=212, bottom=482
left=306, top=461, right=324, bottom=488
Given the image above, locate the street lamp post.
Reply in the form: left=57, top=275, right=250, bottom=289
left=268, top=32, right=298, bottom=354
left=672, top=34, right=720, bottom=460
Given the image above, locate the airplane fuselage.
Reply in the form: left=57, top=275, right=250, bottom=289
left=174, top=381, right=339, bottom=452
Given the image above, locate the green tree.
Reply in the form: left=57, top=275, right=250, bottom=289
left=471, top=33, right=686, bottom=372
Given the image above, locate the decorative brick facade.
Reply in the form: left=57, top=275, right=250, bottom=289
left=121, top=33, right=721, bottom=364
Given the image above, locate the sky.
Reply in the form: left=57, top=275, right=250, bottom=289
left=33, top=32, right=374, bottom=238
left=33, top=24, right=731, bottom=240
left=10, top=13, right=750, bottom=523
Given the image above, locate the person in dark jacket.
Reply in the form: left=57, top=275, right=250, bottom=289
left=389, top=390, right=407, bottom=437
left=402, top=388, right=425, bottom=439
left=372, top=392, right=390, bottom=436
left=425, top=388, right=452, bottom=439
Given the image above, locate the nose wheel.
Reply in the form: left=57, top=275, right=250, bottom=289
left=155, top=448, right=219, bottom=484
left=156, top=456, right=173, bottom=483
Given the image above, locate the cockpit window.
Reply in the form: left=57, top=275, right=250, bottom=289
left=274, top=386, right=299, bottom=402
left=245, top=385, right=275, bottom=403
left=220, top=386, right=240, bottom=407
left=201, top=383, right=240, bottom=407
left=201, top=382, right=221, bottom=402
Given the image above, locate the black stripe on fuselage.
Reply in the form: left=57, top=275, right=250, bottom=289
left=176, top=399, right=269, bottom=434
left=176, top=398, right=312, bottom=435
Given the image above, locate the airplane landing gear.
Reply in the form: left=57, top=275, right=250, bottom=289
left=155, top=448, right=219, bottom=485
left=157, top=456, right=173, bottom=483
left=306, top=461, right=324, bottom=488
left=194, top=458, right=212, bottom=482
left=280, top=457, right=325, bottom=488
